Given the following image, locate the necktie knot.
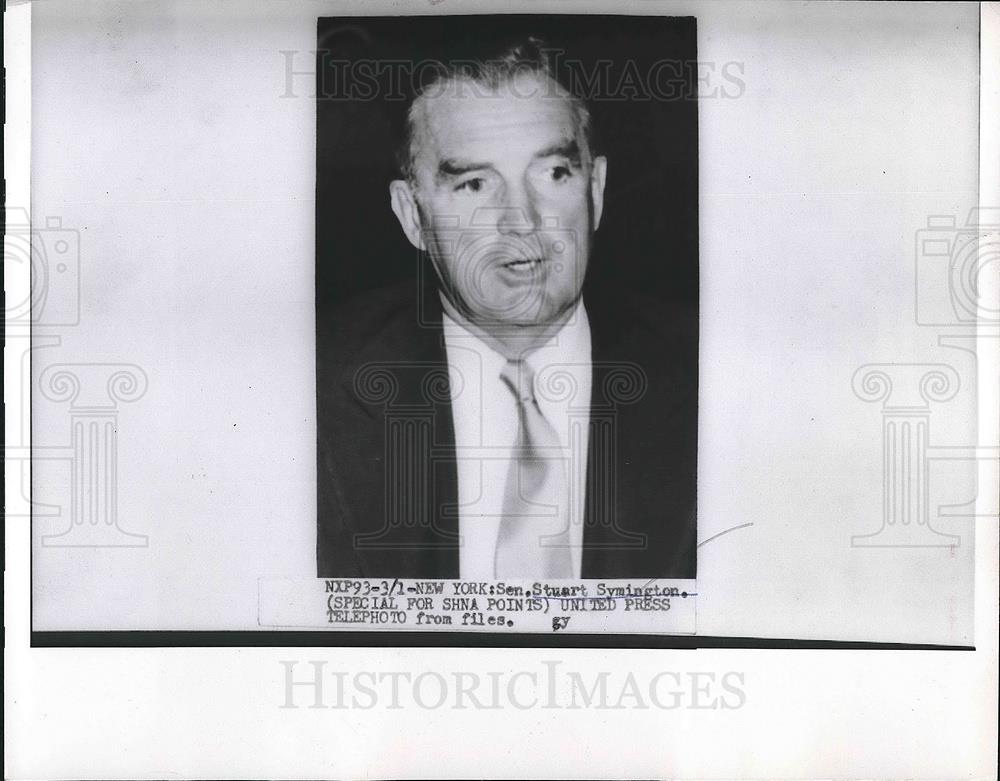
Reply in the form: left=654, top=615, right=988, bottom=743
left=500, top=359, right=535, bottom=405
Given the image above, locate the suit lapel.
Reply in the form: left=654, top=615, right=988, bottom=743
left=329, top=273, right=460, bottom=578
left=580, top=286, right=699, bottom=579
left=581, top=288, right=651, bottom=577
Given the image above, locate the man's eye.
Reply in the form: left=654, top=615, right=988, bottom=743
left=455, top=177, right=485, bottom=193
left=550, top=165, right=573, bottom=181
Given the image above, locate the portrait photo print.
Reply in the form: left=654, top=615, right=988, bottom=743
left=25, top=2, right=978, bottom=646
left=13, top=4, right=992, bottom=776
left=315, top=16, right=700, bottom=585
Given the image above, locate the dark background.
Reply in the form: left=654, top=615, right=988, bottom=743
left=315, top=14, right=699, bottom=318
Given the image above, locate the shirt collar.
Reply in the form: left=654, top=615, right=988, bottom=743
left=440, top=296, right=590, bottom=375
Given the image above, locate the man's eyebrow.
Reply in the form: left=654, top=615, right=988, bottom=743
left=434, top=140, right=583, bottom=182
left=436, top=158, right=492, bottom=179
left=534, top=140, right=582, bottom=162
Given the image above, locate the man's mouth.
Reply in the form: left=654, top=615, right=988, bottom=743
left=501, top=257, right=543, bottom=270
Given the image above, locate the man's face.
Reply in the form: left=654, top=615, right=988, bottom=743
left=390, top=72, right=607, bottom=329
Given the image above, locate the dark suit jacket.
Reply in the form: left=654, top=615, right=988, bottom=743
left=317, top=272, right=698, bottom=579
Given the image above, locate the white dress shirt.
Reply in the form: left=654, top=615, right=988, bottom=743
left=442, top=299, right=592, bottom=579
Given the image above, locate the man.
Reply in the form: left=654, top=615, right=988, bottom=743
left=317, top=39, right=697, bottom=579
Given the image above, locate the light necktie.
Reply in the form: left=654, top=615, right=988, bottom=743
left=495, top=359, right=573, bottom=579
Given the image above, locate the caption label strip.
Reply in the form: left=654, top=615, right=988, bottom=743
left=258, top=578, right=697, bottom=634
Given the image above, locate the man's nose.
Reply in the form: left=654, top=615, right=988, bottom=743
left=496, top=184, right=540, bottom=236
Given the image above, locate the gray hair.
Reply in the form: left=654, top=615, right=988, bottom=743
left=396, top=37, right=596, bottom=181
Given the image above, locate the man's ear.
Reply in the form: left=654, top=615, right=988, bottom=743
left=389, top=179, right=426, bottom=251
left=590, top=155, right=608, bottom=230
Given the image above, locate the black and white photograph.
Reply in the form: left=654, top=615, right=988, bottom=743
left=5, top=0, right=998, bottom=778
left=315, top=17, right=699, bottom=582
